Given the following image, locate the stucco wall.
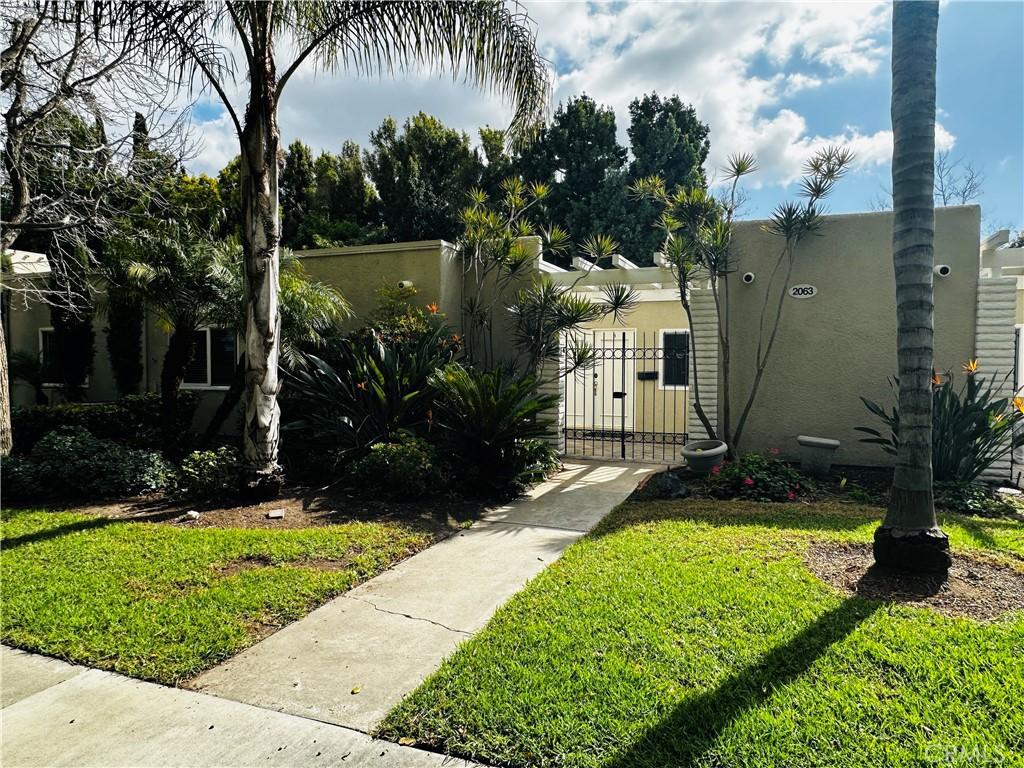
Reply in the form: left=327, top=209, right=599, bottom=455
left=296, top=240, right=460, bottom=332
left=724, top=205, right=980, bottom=465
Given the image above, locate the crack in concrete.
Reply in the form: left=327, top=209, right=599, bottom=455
left=347, top=596, right=472, bottom=637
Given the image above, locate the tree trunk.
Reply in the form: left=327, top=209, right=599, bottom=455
left=0, top=320, right=12, bottom=456
left=238, top=8, right=284, bottom=493
left=875, top=0, right=950, bottom=574
left=160, top=326, right=195, bottom=450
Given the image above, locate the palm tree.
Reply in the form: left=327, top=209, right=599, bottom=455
left=90, top=1, right=549, bottom=493
left=874, top=0, right=951, bottom=574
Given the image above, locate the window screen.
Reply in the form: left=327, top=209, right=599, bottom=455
left=210, top=328, right=237, bottom=386
left=183, top=330, right=210, bottom=385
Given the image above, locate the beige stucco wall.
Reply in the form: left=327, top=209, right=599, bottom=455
left=724, top=205, right=980, bottom=465
left=296, top=240, right=461, bottom=332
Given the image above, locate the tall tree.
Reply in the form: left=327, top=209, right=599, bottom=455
left=280, top=140, right=316, bottom=247
left=1, top=2, right=188, bottom=453
left=874, top=0, right=950, bottom=574
left=97, top=1, right=548, bottom=492
left=366, top=112, right=484, bottom=242
left=528, top=95, right=627, bottom=262
left=624, top=93, right=710, bottom=263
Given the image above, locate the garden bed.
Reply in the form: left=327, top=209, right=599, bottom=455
left=378, top=499, right=1024, bottom=767
left=74, top=486, right=491, bottom=531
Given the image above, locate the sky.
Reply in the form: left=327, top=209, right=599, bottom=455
left=185, top=0, right=1024, bottom=232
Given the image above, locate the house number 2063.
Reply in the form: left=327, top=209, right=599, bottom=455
left=789, top=284, right=817, bottom=299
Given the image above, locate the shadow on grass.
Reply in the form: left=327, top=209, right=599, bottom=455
left=604, top=597, right=880, bottom=768
left=1, top=516, right=123, bottom=549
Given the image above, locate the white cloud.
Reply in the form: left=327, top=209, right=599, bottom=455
left=182, top=0, right=931, bottom=190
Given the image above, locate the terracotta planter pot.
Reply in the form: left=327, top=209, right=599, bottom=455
left=681, top=439, right=728, bottom=474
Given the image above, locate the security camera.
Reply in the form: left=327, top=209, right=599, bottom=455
left=933, top=264, right=951, bottom=278
left=397, top=280, right=415, bottom=290
left=742, top=272, right=756, bottom=284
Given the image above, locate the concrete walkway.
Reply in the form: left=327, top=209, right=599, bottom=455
left=192, top=460, right=650, bottom=732
left=1, top=647, right=478, bottom=767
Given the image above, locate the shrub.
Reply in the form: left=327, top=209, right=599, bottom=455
left=19, top=426, right=174, bottom=499
left=177, top=447, right=245, bottom=501
left=934, top=481, right=1022, bottom=518
left=428, top=364, right=558, bottom=496
left=857, top=365, right=1024, bottom=483
left=348, top=435, right=444, bottom=499
left=11, top=392, right=200, bottom=454
left=1, top=456, right=45, bottom=499
left=285, top=325, right=456, bottom=462
left=705, top=452, right=807, bottom=502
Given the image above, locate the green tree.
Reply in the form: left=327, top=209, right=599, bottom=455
left=875, top=0, right=950, bottom=574
left=280, top=140, right=316, bottom=248
left=366, top=112, right=484, bottom=242
left=624, top=93, right=710, bottom=263
left=97, top=1, right=548, bottom=490
left=510, top=95, right=628, bottom=266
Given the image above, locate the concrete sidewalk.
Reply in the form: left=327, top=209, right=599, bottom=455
left=192, top=460, right=651, bottom=732
left=1, top=646, right=478, bottom=768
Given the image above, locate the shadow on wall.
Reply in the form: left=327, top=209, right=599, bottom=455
left=603, top=597, right=880, bottom=768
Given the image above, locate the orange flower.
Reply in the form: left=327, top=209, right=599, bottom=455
left=1015, top=396, right=1024, bottom=415
left=356, top=381, right=368, bottom=391
left=962, top=358, right=979, bottom=375
left=426, top=302, right=439, bottom=314
left=931, top=371, right=943, bottom=387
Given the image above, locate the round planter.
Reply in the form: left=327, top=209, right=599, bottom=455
left=681, top=440, right=728, bottom=474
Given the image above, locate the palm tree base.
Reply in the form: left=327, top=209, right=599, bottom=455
left=873, top=525, right=951, bottom=574
left=243, top=464, right=285, bottom=500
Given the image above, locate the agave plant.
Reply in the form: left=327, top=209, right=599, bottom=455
left=857, top=363, right=1024, bottom=483
left=429, top=363, right=558, bottom=494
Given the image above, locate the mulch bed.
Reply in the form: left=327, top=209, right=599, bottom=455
left=806, top=541, right=1024, bottom=621
left=73, top=487, right=491, bottom=532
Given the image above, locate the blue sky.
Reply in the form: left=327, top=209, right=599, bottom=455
left=187, top=1, right=1023, bottom=233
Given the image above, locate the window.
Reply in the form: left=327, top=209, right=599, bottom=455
left=660, top=330, right=690, bottom=389
left=183, top=328, right=238, bottom=389
left=38, top=327, right=60, bottom=387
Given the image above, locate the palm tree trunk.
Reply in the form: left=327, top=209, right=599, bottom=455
left=238, top=8, right=284, bottom=493
left=874, top=0, right=950, bottom=574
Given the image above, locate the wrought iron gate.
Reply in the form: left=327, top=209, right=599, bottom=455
left=562, top=330, right=689, bottom=462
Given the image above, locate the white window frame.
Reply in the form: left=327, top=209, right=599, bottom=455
left=658, top=328, right=690, bottom=391
left=180, top=327, right=238, bottom=391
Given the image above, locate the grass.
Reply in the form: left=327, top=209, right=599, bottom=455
left=378, top=500, right=1024, bottom=768
left=0, top=508, right=433, bottom=684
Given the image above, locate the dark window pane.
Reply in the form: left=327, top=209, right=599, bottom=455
left=663, top=332, right=689, bottom=387
left=40, top=329, right=59, bottom=383
left=183, top=330, right=209, bottom=385
left=210, top=328, right=237, bottom=387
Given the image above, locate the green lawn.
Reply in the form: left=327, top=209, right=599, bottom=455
left=379, top=501, right=1024, bottom=768
left=0, top=508, right=433, bottom=684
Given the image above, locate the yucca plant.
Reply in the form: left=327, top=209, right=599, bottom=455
left=857, top=362, right=1024, bottom=483
left=429, top=363, right=557, bottom=495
